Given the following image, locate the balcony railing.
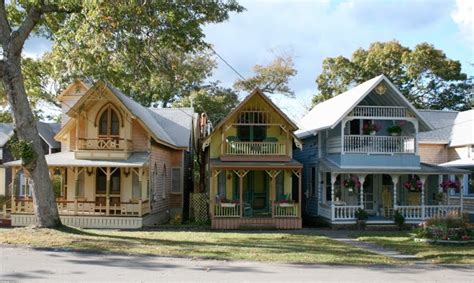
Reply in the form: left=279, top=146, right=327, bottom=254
left=225, top=141, right=286, bottom=155
left=343, top=135, right=415, bottom=154
left=77, top=138, right=132, bottom=151
left=350, top=106, right=408, bottom=118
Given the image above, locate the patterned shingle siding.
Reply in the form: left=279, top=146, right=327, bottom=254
left=419, top=144, right=448, bottom=165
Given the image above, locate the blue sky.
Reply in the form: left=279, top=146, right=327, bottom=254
left=24, top=0, right=473, bottom=121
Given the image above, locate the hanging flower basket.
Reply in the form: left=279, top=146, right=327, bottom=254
left=363, top=122, right=381, bottom=135
left=440, top=180, right=460, bottom=194
left=343, top=176, right=361, bottom=192
left=404, top=178, right=422, bottom=192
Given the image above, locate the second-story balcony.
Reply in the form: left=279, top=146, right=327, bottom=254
left=221, top=136, right=290, bottom=161
left=75, top=137, right=133, bottom=160
left=343, top=135, right=415, bottom=154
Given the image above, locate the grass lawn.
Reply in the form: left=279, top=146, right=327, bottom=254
left=0, top=227, right=399, bottom=265
left=352, top=231, right=474, bottom=264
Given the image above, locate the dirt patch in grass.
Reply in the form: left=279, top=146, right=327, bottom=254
left=352, top=231, right=474, bottom=264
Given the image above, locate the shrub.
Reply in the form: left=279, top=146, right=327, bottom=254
left=355, top=208, right=368, bottom=221
left=394, top=210, right=405, bottom=229
left=417, top=215, right=471, bottom=241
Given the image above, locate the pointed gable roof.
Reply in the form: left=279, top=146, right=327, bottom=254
left=57, top=81, right=193, bottom=150
left=297, top=75, right=433, bottom=138
left=203, top=89, right=302, bottom=149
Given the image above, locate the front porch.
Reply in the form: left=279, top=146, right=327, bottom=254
left=5, top=152, right=151, bottom=229
left=315, top=163, right=467, bottom=225
left=209, top=160, right=303, bottom=229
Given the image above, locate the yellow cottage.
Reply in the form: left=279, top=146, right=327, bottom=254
left=202, top=89, right=303, bottom=229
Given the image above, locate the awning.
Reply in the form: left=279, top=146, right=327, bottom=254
left=210, top=159, right=303, bottom=170
left=319, top=158, right=469, bottom=175
left=3, top=152, right=149, bottom=168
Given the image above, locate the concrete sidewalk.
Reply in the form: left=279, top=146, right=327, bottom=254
left=1, top=246, right=473, bottom=282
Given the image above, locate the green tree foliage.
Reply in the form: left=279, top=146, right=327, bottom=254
left=173, top=83, right=239, bottom=125
left=234, top=54, right=297, bottom=97
left=313, top=41, right=472, bottom=110
left=0, top=0, right=243, bottom=227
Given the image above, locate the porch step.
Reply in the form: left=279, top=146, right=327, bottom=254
left=239, top=223, right=277, bottom=230
left=365, top=224, right=400, bottom=231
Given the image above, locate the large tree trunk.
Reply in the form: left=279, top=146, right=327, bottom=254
left=2, top=56, right=61, bottom=228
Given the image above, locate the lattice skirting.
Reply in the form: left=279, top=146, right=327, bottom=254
left=212, top=217, right=302, bottom=230
left=190, top=193, right=208, bottom=223
left=11, top=214, right=143, bottom=229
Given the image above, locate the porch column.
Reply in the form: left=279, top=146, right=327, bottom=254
left=73, top=168, right=79, bottom=215
left=298, top=169, right=302, bottom=217
left=390, top=175, right=400, bottom=210
left=322, top=172, right=327, bottom=204
left=330, top=173, right=338, bottom=221
left=419, top=175, right=427, bottom=220
left=210, top=169, right=221, bottom=218
left=106, top=167, right=111, bottom=216
left=233, top=170, right=249, bottom=218
left=265, top=170, right=281, bottom=217
left=318, top=172, right=323, bottom=204
left=137, top=168, right=143, bottom=199
left=358, top=175, right=367, bottom=208
left=456, top=174, right=465, bottom=215
left=10, top=167, right=17, bottom=213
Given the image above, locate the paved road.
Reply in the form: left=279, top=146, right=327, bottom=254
left=0, top=246, right=473, bottom=282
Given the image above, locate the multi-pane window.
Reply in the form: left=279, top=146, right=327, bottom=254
left=171, top=168, right=182, bottom=194
left=99, top=105, right=120, bottom=136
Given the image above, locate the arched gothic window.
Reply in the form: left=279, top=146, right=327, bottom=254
left=98, top=106, right=120, bottom=137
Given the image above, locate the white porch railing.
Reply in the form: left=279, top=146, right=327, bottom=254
left=423, top=205, right=461, bottom=219
left=334, top=205, right=361, bottom=220
left=396, top=206, right=423, bottom=220
left=272, top=202, right=299, bottom=217
left=213, top=203, right=241, bottom=217
left=318, top=203, right=332, bottom=219
left=344, top=135, right=415, bottom=154
left=350, top=106, right=408, bottom=118
left=11, top=198, right=150, bottom=217
left=226, top=141, right=286, bottom=155
left=319, top=204, right=462, bottom=222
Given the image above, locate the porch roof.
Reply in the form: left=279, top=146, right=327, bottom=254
left=210, top=159, right=303, bottom=170
left=319, top=158, right=469, bottom=175
left=439, top=158, right=474, bottom=169
left=3, top=151, right=149, bottom=168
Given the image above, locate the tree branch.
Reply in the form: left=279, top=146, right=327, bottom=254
left=0, top=1, right=11, bottom=46
left=10, top=3, right=81, bottom=56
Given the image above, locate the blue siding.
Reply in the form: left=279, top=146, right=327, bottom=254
left=294, top=135, right=319, bottom=215
left=327, top=153, right=421, bottom=168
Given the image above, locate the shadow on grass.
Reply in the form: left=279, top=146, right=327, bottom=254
left=50, top=226, right=390, bottom=265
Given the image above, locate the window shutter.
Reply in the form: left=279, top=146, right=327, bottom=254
left=171, top=168, right=182, bottom=193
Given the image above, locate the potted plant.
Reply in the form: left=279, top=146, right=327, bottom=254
left=355, top=208, right=368, bottom=230
left=435, top=192, right=445, bottom=204
left=362, top=122, right=381, bottom=135
left=440, top=180, right=460, bottom=195
left=404, top=177, right=422, bottom=192
left=393, top=210, right=405, bottom=230
left=387, top=125, right=402, bottom=136
left=343, top=176, right=361, bottom=193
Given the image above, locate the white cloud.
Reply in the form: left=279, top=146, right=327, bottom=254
left=451, top=0, right=474, bottom=44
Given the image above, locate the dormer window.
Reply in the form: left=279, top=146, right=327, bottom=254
left=99, top=106, right=120, bottom=137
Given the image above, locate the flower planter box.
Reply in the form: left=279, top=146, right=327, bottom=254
left=220, top=203, right=237, bottom=208
left=278, top=203, right=294, bottom=208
